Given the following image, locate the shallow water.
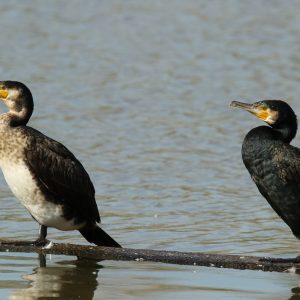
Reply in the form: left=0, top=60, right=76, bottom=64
left=0, top=253, right=297, bottom=300
left=1, top=0, right=300, bottom=299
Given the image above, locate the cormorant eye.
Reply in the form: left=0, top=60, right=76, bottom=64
left=258, top=103, right=268, bottom=110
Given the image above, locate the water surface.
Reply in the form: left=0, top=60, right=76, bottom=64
left=1, top=0, right=300, bottom=299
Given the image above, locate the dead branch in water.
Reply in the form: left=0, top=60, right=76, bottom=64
left=0, top=239, right=298, bottom=273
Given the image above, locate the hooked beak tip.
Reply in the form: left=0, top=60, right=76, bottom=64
left=229, top=101, right=239, bottom=108
left=229, top=101, right=255, bottom=111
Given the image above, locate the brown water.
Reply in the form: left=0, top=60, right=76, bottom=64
left=1, top=0, right=300, bottom=299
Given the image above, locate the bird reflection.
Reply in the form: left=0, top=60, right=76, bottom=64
left=10, top=254, right=101, bottom=299
left=290, top=286, right=300, bottom=300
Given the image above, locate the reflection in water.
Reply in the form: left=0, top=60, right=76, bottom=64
left=10, top=255, right=101, bottom=300
left=288, top=269, right=300, bottom=300
left=290, top=286, right=300, bottom=300
left=1, top=253, right=300, bottom=300
left=289, top=280, right=300, bottom=300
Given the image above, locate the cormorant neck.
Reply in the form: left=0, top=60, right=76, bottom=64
left=272, top=118, right=297, bottom=144
left=0, top=106, right=33, bottom=127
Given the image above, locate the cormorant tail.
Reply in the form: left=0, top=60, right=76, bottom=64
left=79, top=225, right=121, bottom=248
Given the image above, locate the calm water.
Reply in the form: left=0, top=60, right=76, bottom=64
left=1, top=0, right=300, bottom=299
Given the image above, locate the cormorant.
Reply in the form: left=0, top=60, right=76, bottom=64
left=0, top=81, right=121, bottom=247
left=230, top=99, right=300, bottom=239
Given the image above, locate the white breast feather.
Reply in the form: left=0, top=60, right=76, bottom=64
left=0, top=160, right=84, bottom=231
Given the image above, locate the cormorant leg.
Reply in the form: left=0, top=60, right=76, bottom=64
left=33, top=225, right=50, bottom=246
left=0, top=225, right=50, bottom=246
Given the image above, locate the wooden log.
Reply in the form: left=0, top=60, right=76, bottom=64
left=0, top=239, right=298, bottom=273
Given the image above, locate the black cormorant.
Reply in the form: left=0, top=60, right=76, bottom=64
left=230, top=99, right=300, bottom=239
left=0, top=81, right=121, bottom=247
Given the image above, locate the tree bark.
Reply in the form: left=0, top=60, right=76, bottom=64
left=0, top=239, right=298, bottom=273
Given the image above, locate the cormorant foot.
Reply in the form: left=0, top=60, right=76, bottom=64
left=0, top=239, right=49, bottom=247
left=32, top=238, right=51, bottom=247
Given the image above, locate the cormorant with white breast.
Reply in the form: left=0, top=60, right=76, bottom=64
left=230, top=100, right=300, bottom=241
left=0, top=80, right=121, bottom=247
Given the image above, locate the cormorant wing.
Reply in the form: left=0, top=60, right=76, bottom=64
left=250, top=143, right=300, bottom=237
left=23, top=127, right=100, bottom=223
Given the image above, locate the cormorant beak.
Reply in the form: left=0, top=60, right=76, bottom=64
left=0, top=89, right=8, bottom=99
left=230, top=101, right=274, bottom=123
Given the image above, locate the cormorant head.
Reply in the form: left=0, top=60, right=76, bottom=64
left=230, top=100, right=298, bottom=143
left=0, top=81, right=33, bottom=125
left=230, top=100, right=296, bottom=127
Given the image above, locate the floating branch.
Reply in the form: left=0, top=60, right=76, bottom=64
left=0, top=239, right=298, bottom=273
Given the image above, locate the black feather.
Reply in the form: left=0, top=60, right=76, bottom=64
left=79, top=225, right=121, bottom=248
left=239, top=100, right=300, bottom=239
left=22, top=126, right=100, bottom=225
